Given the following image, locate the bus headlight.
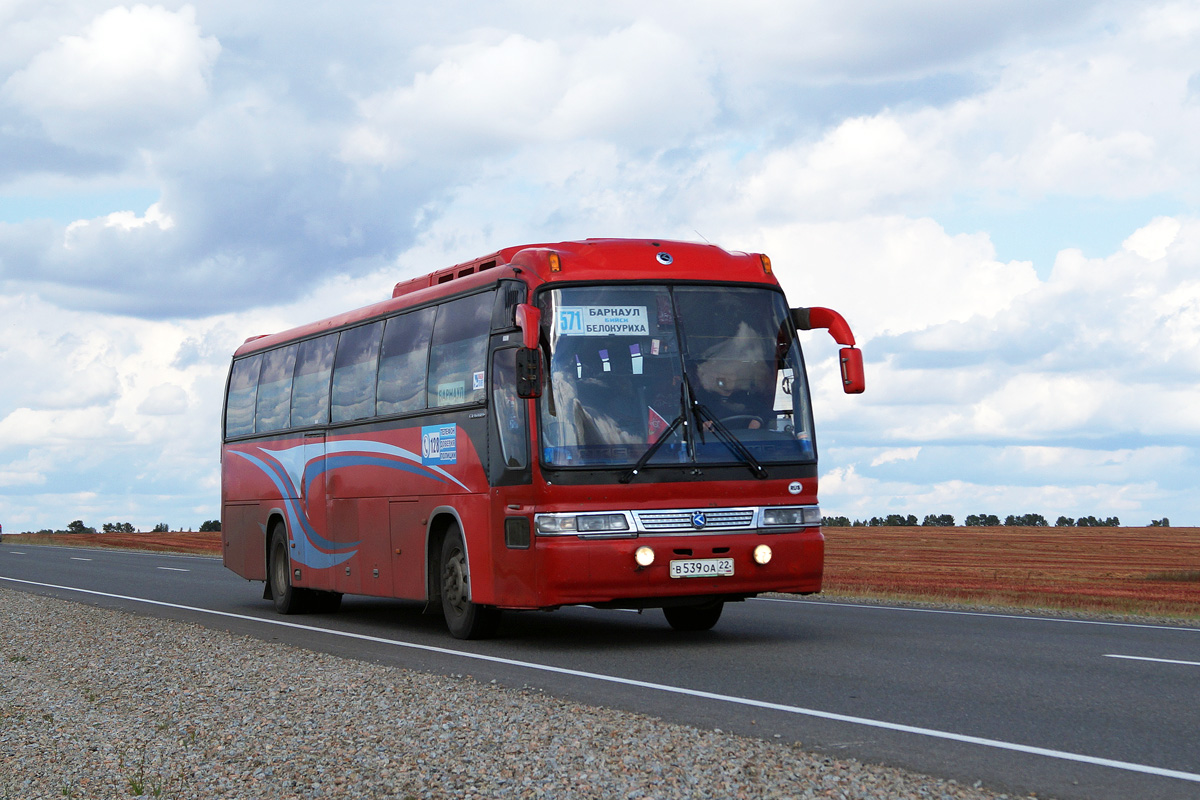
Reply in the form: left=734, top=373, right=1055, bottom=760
left=761, top=506, right=821, bottom=527
left=634, top=546, right=655, bottom=567
left=577, top=514, right=630, bottom=533
left=753, top=544, right=773, bottom=565
left=535, top=513, right=631, bottom=534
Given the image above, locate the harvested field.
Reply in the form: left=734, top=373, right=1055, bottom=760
left=823, top=525, right=1200, bottom=619
left=4, top=530, right=221, bottom=556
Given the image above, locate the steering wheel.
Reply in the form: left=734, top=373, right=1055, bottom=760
left=718, top=415, right=763, bottom=429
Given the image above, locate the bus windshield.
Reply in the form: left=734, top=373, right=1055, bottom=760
left=538, top=284, right=815, bottom=469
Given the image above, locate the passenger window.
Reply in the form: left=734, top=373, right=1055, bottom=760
left=290, top=334, right=337, bottom=427
left=331, top=321, right=383, bottom=423
left=225, top=354, right=262, bottom=437
left=428, top=292, right=492, bottom=408
left=254, top=345, right=298, bottom=432
left=377, top=307, right=435, bottom=416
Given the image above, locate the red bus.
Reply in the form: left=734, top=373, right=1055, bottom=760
left=221, top=239, right=864, bottom=638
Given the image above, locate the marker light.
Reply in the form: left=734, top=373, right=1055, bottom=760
left=753, top=544, right=773, bottom=565
left=760, top=253, right=773, bottom=274
left=634, top=546, right=655, bottom=567
left=549, top=252, right=562, bottom=272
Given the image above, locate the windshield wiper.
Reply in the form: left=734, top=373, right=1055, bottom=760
left=621, top=383, right=690, bottom=484
left=688, top=390, right=769, bottom=480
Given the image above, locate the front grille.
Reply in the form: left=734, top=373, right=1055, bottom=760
left=634, top=507, right=757, bottom=533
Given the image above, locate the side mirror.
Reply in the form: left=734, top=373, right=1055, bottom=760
left=516, top=347, right=542, bottom=399
left=515, top=303, right=541, bottom=351
left=839, top=347, right=865, bottom=394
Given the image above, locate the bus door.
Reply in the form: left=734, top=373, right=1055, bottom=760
left=488, top=346, right=538, bottom=606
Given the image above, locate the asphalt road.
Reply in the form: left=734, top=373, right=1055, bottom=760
left=2, top=542, right=1198, bottom=800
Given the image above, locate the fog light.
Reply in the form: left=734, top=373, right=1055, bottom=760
left=753, top=544, right=773, bottom=565
left=634, top=546, right=655, bottom=567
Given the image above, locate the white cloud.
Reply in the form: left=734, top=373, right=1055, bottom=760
left=341, top=22, right=716, bottom=168
left=870, top=447, right=921, bottom=467
left=137, top=383, right=189, bottom=416
left=2, top=4, right=220, bottom=148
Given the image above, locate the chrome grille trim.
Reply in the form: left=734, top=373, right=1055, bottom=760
left=633, top=507, right=758, bottom=533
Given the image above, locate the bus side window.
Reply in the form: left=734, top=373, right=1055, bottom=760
left=291, top=333, right=337, bottom=428
left=428, top=292, right=493, bottom=408
left=254, top=344, right=298, bottom=433
left=331, top=321, right=383, bottom=423
left=377, top=307, right=435, bottom=416
left=226, top=354, right=263, bottom=437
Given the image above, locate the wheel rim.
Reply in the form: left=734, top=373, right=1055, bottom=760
left=442, top=546, right=468, bottom=617
left=271, top=539, right=287, bottom=596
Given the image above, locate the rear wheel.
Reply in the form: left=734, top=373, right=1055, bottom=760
left=663, top=601, right=724, bottom=631
left=439, top=527, right=501, bottom=639
left=268, top=525, right=307, bottom=614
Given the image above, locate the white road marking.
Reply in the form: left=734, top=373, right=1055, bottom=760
left=156, top=567, right=190, bottom=572
left=69, top=557, right=92, bottom=562
left=763, top=597, right=1200, bottom=633
left=2, top=575, right=1199, bottom=785
left=1105, top=654, right=1200, bottom=667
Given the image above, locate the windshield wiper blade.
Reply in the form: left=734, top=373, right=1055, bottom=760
left=620, top=412, right=687, bottom=483
left=690, top=401, right=769, bottom=480
left=622, top=382, right=693, bottom=484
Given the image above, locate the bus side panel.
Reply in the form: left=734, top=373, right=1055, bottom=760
left=327, top=496, right=393, bottom=596
left=488, top=483, right=541, bottom=608
left=221, top=501, right=267, bottom=580
left=222, top=442, right=297, bottom=581
left=389, top=498, right=425, bottom=600
left=453, top=492, right=497, bottom=605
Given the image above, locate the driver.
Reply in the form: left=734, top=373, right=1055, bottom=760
left=692, top=323, right=774, bottom=429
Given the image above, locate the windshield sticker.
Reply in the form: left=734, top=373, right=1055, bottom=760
left=436, top=381, right=465, bottom=406
left=630, top=343, right=643, bottom=374
left=557, top=306, right=650, bottom=336
left=473, top=370, right=486, bottom=391
left=422, top=424, right=457, bottom=465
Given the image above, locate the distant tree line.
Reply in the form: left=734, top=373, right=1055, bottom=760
left=18, top=519, right=223, bottom=535
left=822, top=513, right=1169, bottom=528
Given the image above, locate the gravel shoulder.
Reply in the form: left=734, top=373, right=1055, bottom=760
left=0, top=587, right=1038, bottom=800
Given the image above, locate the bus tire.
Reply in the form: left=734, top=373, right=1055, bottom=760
left=268, top=524, right=308, bottom=614
left=663, top=601, right=724, bottom=631
left=439, top=526, right=501, bottom=639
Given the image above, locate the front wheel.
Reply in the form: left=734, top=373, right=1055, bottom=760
left=439, top=527, right=501, bottom=639
left=663, top=601, right=724, bottom=631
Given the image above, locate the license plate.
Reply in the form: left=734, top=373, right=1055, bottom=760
left=669, top=558, right=734, bottom=578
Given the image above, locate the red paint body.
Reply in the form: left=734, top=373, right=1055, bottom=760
left=221, top=239, right=857, bottom=619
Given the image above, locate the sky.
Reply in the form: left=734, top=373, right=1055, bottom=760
left=1, top=0, right=1198, bottom=531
